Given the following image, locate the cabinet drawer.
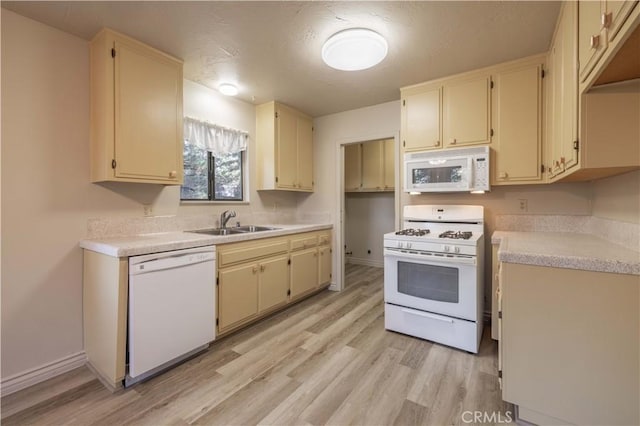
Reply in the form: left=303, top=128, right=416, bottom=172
left=290, top=235, right=318, bottom=251
left=318, top=233, right=331, bottom=246
left=218, top=239, right=288, bottom=267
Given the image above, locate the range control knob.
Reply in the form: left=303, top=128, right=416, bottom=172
left=443, top=245, right=450, bottom=252
left=407, top=243, right=412, bottom=249
left=398, top=242, right=404, bottom=249
left=455, top=247, right=460, bottom=253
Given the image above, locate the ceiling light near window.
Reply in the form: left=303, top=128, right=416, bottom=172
left=219, top=83, right=238, bottom=96
left=322, top=28, right=388, bottom=71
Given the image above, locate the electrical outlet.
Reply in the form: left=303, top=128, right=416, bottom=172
left=518, top=199, right=528, bottom=212
left=143, top=204, right=154, bottom=217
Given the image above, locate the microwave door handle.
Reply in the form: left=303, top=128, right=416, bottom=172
left=466, top=158, right=473, bottom=190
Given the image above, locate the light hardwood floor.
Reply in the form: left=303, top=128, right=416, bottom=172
left=1, top=265, right=511, bottom=425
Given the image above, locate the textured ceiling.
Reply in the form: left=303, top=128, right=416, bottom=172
left=2, top=1, right=561, bottom=117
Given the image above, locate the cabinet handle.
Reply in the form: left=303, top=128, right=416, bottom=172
left=450, top=138, right=457, bottom=145
left=435, top=140, right=440, bottom=146
left=169, top=170, right=177, bottom=178
left=602, top=12, right=612, bottom=28
left=590, top=34, right=600, bottom=49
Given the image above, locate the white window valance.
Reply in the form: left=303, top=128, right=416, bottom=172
left=184, top=116, right=248, bottom=156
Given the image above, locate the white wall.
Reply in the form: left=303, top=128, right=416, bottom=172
left=591, top=170, right=640, bottom=225
left=345, top=192, right=395, bottom=266
left=0, top=10, right=298, bottom=381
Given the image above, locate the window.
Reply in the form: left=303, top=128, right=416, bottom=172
left=181, top=144, right=244, bottom=201
left=181, top=117, right=247, bottom=202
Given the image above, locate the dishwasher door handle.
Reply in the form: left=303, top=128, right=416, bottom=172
left=129, top=250, right=215, bottom=275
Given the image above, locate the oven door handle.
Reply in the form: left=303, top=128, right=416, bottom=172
left=401, top=308, right=454, bottom=323
left=384, top=249, right=477, bottom=266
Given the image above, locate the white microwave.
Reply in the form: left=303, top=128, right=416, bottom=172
left=404, top=146, right=490, bottom=193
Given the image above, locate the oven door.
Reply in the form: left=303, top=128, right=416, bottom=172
left=405, top=157, right=472, bottom=192
left=384, top=249, right=478, bottom=321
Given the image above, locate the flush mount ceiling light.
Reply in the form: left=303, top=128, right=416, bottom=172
left=322, top=28, right=388, bottom=71
left=218, top=83, right=238, bottom=96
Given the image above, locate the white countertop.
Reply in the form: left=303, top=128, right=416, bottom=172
left=492, top=231, right=640, bottom=275
left=80, top=223, right=333, bottom=257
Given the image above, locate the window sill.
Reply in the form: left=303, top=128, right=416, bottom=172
left=180, top=200, right=250, bottom=206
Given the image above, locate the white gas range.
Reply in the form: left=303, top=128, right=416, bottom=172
left=384, top=205, right=484, bottom=353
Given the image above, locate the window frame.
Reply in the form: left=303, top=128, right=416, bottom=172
left=180, top=147, right=246, bottom=203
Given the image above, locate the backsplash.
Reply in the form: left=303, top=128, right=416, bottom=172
left=86, top=211, right=299, bottom=239
left=495, top=214, right=639, bottom=252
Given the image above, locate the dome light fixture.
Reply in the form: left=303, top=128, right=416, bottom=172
left=218, top=83, right=238, bottom=96
left=322, top=28, right=388, bottom=71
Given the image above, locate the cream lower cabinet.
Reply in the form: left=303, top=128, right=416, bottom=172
left=290, top=248, right=319, bottom=300
left=491, top=57, right=544, bottom=185
left=90, top=28, right=183, bottom=185
left=217, top=229, right=332, bottom=336
left=500, top=262, right=639, bottom=425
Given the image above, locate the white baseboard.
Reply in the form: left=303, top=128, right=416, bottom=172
left=347, top=257, right=384, bottom=268
left=1, top=352, right=87, bottom=396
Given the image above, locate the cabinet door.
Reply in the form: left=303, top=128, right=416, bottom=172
left=383, top=138, right=395, bottom=190
left=492, top=63, right=543, bottom=184
left=443, top=75, right=492, bottom=148
left=606, top=0, right=638, bottom=42
left=258, top=256, right=290, bottom=314
left=318, top=246, right=332, bottom=286
left=401, top=88, right=441, bottom=151
left=578, top=0, right=607, bottom=82
left=361, top=140, right=384, bottom=191
left=344, top=144, right=362, bottom=191
left=114, top=39, right=182, bottom=182
left=218, top=263, right=259, bottom=332
left=276, top=106, right=298, bottom=189
left=559, top=2, right=580, bottom=173
left=290, top=248, right=318, bottom=299
left=296, top=116, right=314, bottom=190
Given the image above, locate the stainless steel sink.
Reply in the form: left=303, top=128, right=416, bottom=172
left=188, top=225, right=280, bottom=236
left=189, top=228, right=239, bottom=236
left=232, top=225, right=280, bottom=233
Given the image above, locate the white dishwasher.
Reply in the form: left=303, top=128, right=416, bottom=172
left=126, top=245, right=216, bottom=386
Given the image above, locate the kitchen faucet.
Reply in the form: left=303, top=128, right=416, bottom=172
left=220, top=210, right=236, bottom=229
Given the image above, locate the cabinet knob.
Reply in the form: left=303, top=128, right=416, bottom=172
left=450, top=138, right=457, bottom=145
left=498, top=172, right=508, bottom=179
left=260, top=265, right=265, bottom=272
left=435, top=140, right=440, bottom=147
left=590, top=34, right=600, bottom=49
left=560, top=157, right=565, bottom=164
left=602, top=12, right=612, bottom=28
left=169, top=170, right=177, bottom=178
left=376, top=186, right=382, bottom=190
left=252, top=266, right=258, bottom=274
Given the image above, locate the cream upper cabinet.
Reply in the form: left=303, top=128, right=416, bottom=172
left=344, top=139, right=394, bottom=192
left=90, top=29, right=183, bottom=185
left=579, top=0, right=607, bottom=82
left=361, top=141, right=384, bottom=190
left=256, top=101, right=313, bottom=192
left=492, top=58, right=544, bottom=185
left=443, top=74, right=492, bottom=148
left=344, top=144, right=362, bottom=191
left=401, top=87, right=441, bottom=151
left=579, top=0, right=639, bottom=83
left=382, top=138, right=395, bottom=190
left=546, top=1, right=579, bottom=180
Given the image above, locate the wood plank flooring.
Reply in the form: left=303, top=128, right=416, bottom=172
left=1, top=264, right=512, bottom=425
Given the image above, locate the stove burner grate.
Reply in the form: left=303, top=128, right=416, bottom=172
left=395, top=228, right=430, bottom=237
left=439, top=230, right=473, bottom=240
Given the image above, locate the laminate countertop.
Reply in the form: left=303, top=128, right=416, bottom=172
left=492, top=231, right=640, bottom=276
left=80, top=224, right=333, bottom=258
